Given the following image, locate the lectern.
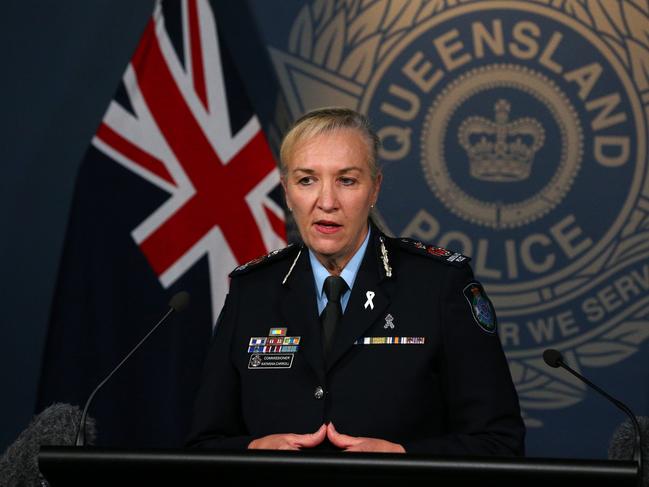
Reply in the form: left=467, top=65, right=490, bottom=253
left=39, top=447, right=638, bottom=487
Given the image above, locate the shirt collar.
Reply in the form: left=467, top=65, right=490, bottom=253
left=309, top=225, right=371, bottom=298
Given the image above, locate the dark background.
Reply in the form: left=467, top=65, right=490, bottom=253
left=0, top=0, right=155, bottom=451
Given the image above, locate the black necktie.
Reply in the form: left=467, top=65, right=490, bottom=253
left=321, top=275, right=348, bottom=361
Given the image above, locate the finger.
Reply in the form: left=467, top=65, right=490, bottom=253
left=343, top=444, right=364, bottom=452
left=328, top=422, right=350, bottom=438
left=327, top=423, right=359, bottom=448
left=278, top=443, right=301, bottom=450
left=249, top=434, right=299, bottom=450
left=344, top=440, right=379, bottom=452
left=294, top=424, right=327, bottom=448
left=343, top=439, right=405, bottom=453
left=327, top=421, right=343, bottom=438
left=276, top=434, right=303, bottom=450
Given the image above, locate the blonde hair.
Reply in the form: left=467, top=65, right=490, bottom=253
left=279, top=107, right=381, bottom=180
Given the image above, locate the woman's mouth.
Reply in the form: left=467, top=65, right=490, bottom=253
left=314, top=220, right=342, bottom=234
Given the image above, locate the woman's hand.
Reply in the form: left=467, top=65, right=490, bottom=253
left=326, top=422, right=405, bottom=453
left=248, top=423, right=327, bottom=450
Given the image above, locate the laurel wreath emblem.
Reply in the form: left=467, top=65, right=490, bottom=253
left=288, top=0, right=649, bottom=86
left=285, top=0, right=649, bottom=426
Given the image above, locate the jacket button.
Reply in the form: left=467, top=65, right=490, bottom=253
left=314, top=386, right=324, bottom=400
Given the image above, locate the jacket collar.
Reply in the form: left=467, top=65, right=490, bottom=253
left=280, top=224, right=396, bottom=374
left=279, top=249, right=325, bottom=381
left=326, top=227, right=394, bottom=371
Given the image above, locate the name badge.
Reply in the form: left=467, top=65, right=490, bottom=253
left=248, top=353, right=294, bottom=369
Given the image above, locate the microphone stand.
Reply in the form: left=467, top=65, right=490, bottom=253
left=75, top=306, right=176, bottom=446
left=544, top=349, right=643, bottom=487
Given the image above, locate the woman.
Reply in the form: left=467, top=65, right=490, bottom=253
left=187, top=107, right=525, bottom=455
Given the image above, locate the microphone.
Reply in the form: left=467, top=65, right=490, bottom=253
left=610, top=417, right=649, bottom=487
left=543, top=348, right=643, bottom=485
left=0, top=403, right=96, bottom=486
left=75, top=291, right=190, bottom=446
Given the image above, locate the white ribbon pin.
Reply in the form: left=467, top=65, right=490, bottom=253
left=364, top=291, right=375, bottom=310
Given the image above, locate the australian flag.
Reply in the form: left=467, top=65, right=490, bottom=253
left=37, top=0, right=286, bottom=447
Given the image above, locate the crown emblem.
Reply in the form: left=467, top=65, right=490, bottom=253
left=458, top=99, right=545, bottom=182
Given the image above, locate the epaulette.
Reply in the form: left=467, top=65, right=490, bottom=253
left=392, top=237, right=470, bottom=268
left=229, top=244, right=299, bottom=277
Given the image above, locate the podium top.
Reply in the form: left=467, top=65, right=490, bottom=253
left=39, top=446, right=638, bottom=487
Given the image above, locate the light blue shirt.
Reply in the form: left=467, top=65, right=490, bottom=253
left=309, top=227, right=371, bottom=315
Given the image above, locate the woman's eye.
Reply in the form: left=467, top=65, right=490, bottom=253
left=339, top=177, right=356, bottom=186
left=298, top=176, right=314, bottom=185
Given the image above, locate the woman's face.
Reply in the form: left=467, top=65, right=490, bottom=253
left=282, top=129, right=381, bottom=269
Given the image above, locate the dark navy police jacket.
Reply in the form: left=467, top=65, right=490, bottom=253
left=187, top=227, right=525, bottom=455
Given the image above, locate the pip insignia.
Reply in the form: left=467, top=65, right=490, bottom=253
left=395, top=238, right=470, bottom=268
left=229, top=244, right=297, bottom=277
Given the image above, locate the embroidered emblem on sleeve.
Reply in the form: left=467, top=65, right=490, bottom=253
left=463, top=281, right=497, bottom=334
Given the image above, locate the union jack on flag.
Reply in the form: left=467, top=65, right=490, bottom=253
left=92, top=0, right=286, bottom=322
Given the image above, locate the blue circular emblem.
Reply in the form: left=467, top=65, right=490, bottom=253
left=278, top=0, right=649, bottom=429
left=360, top=2, right=645, bottom=349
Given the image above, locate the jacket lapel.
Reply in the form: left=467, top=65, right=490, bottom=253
left=279, top=248, right=325, bottom=382
left=326, top=233, right=391, bottom=372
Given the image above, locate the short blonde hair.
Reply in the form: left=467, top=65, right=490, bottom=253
left=279, top=107, right=381, bottom=180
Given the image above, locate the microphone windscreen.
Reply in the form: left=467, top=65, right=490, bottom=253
left=0, top=403, right=96, bottom=486
left=609, top=416, right=648, bottom=486
left=169, top=291, right=190, bottom=312
left=543, top=349, right=563, bottom=368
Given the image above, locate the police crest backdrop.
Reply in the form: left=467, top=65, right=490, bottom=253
left=251, top=0, right=649, bottom=458
left=1, top=0, right=648, bottom=461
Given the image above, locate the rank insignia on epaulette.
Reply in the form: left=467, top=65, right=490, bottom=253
left=463, top=281, right=497, bottom=334
left=234, top=256, right=264, bottom=272
left=397, top=238, right=470, bottom=267
left=230, top=244, right=297, bottom=277
left=427, top=246, right=452, bottom=257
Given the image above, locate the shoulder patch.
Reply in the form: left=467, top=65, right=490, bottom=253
left=393, top=238, right=470, bottom=268
left=229, top=244, right=298, bottom=277
left=463, top=281, right=497, bottom=334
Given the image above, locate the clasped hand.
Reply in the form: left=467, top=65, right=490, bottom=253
left=247, top=423, right=405, bottom=453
